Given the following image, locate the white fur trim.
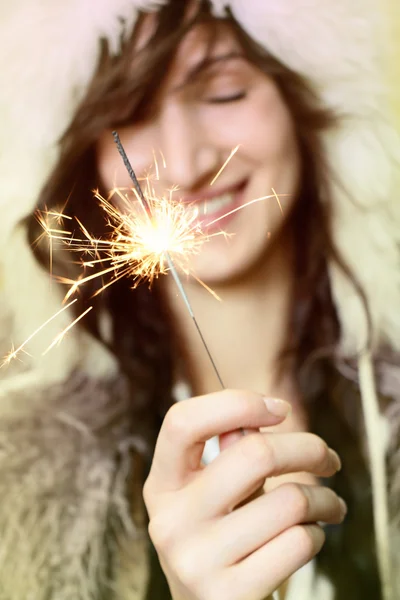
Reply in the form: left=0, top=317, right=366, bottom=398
left=327, top=119, right=400, bottom=352
left=0, top=0, right=162, bottom=235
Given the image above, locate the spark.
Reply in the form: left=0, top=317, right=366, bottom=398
left=208, top=191, right=290, bottom=227
left=272, top=187, right=284, bottom=215
left=42, top=306, right=93, bottom=355
left=210, top=145, right=240, bottom=186
left=46, top=211, right=73, bottom=223
left=153, top=149, right=160, bottom=180
left=33, top=206, right=73, bottom=279
left=159, top=148, right=167, bottom=168
left=1, top=299, right=78, bottom=367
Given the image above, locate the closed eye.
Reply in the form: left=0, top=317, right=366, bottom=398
left=206, top=91, right=247, bottom=104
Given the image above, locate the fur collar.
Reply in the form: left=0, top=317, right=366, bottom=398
left=0, top=368, right=149, bottom=600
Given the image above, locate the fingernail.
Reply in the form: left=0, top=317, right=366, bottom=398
left=339, top=497, right=348, bottom=517
left=263, top=397, right=291, bottom=418
left=329, top=449, right=342, bottom=471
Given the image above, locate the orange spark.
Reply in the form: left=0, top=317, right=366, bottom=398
left=42, top=306, right=93, bottom=355
left=153, top=150, right=160, bottom=180
left=1, top=299, right=78, bottom=367
left=207, top=191, right=289, bottom=227
left=34, top=207, right=73, bottom=280
left=159, top=149, right=167, bottom=168
left=271, top=187, right=284, bottom=215
left=210, top=145, right=240, bottom=186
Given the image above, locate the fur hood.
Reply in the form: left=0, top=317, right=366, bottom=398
left=0, top=1, right=399, bottom=599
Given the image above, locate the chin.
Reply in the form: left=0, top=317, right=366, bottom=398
left=188, top=237, right=271, bottom=287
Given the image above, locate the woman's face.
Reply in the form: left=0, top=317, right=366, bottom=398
left=97, top=22, right=301, bottom=286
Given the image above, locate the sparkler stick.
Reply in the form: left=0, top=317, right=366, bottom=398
left=165, top=253, right=224, bottom=389
left=113, top=131, right=225, bottom=388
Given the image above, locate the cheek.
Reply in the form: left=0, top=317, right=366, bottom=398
left=238, top=93, right=301, bottom=198
left=201, top=87, right=298, bottom=169
left=247, top=99, right=298, bottom=168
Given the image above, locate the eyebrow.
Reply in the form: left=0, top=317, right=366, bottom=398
left=173, top=51, right=245, bottom=92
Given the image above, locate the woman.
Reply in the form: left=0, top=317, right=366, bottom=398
left=0, top=1, right=399, bottom=599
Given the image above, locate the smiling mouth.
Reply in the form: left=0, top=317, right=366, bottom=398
left=190, top=179, right=248, bottom=224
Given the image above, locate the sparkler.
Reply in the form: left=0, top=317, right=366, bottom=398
left=2, top=135, right=287, bottom=368
left=109, top=135, right=287, bottom=450
left=112, top=132, right=225, bottom=388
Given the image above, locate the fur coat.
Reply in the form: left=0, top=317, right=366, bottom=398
left=0, top=310, right=399, bottom=600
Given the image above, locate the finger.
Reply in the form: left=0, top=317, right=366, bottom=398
left=219, top=428, right=264, bottom=508
left=185, top=432, right=340, bottom=518
left=148, top=391, right=291, bottom=491
left=220, top=524, right=325, bottom=600
left=210, top=483, right=346, bottom=566
left=219, top=427, right=259, bottom=452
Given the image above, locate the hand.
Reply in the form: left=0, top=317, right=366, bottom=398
left=143, top=390, right=345, bottom=600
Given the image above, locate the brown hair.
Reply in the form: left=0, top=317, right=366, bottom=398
left=27, top=0, right=358, bottom=435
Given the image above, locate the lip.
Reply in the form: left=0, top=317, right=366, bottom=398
left=180, top=179, right=248, bottom=205
left=194, top=179, right=248, bottom=231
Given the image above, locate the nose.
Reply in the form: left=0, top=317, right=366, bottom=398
left=157, top=103, right=219, bottom=191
